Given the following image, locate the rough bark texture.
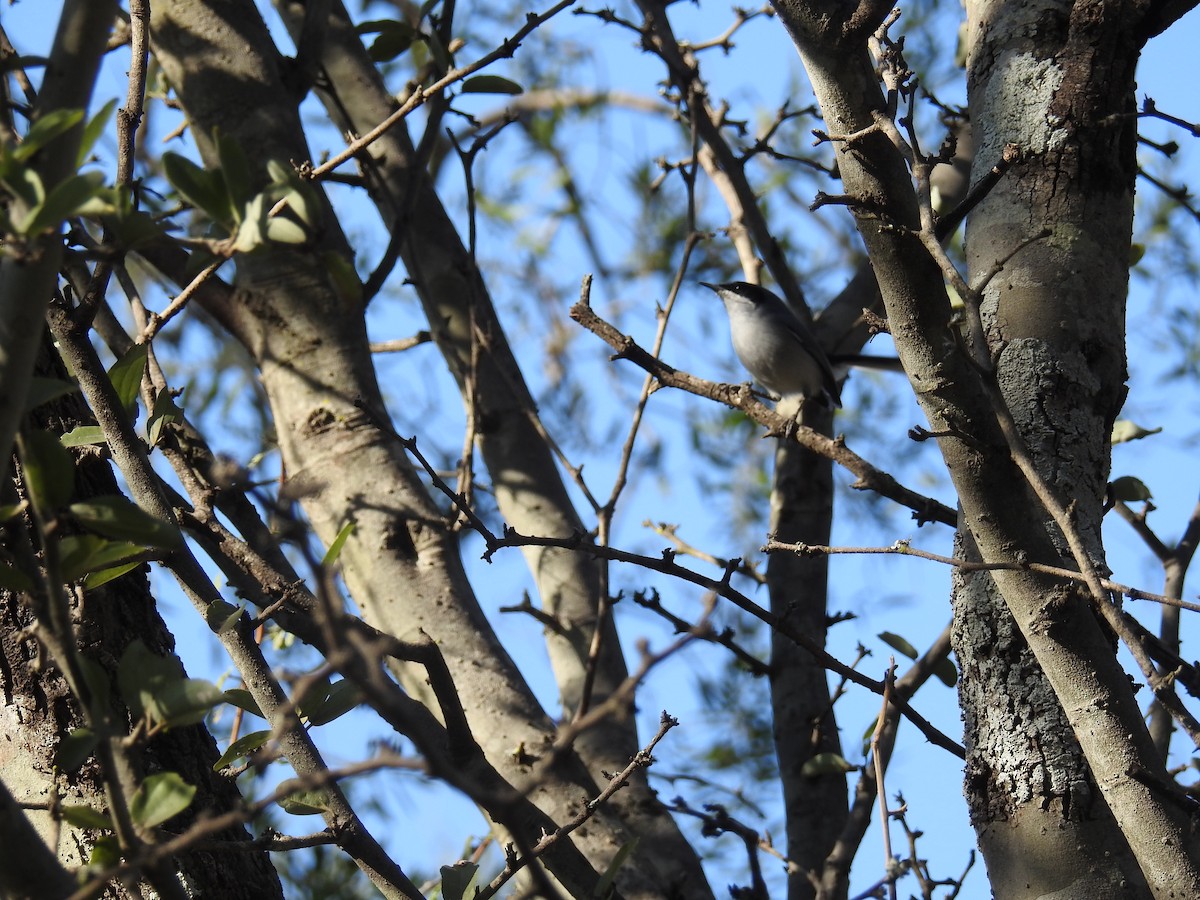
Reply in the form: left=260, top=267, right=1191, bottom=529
left=955, top=0, right=1153, bottom=895
left=268, top=5, right=711, bottom=892
left=0, top=342, right=283, bottom=899
left=146, top=0, right=706, bottom=894
left=770, top=0, right=1200, bottom=895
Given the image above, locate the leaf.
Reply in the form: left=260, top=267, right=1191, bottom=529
left=303, top=679, right=362, bottom=727
left=222, top=688, right=265, bottom=719
left=205, top=599, right=244, bottom=634
left=1110, top=475, right=1152, bottom=502
left=107, top=343, right=147, bottom=419
left=69, top=496, right=182, bottom=549
left=263, top=214, right=308, bottom=245
left=57, top=534, right=147, bottom=582
left=878, top=631, right=918, bottom=660
left=19, top=428, right=75, bottom=513
left=76, top=656, right=112, bottom=711
left=130, top=772, right=195, bottom=828
left=57, top=728, right=99, bottom=772
left=77, top=99, right=117, bottom=167
left=2, top=165, right=44, bottom=211
left=231, top=193, right=266, bottom=253
left=83, top=561, right=144, bottom=589
left=117, top=640, right=181, bottom=719
left=62, top=805, right=114, bottom=831
left=216, top=130, right=253, bottom=213
left=87, top=835, right=121, bottom=868
left=15, top=108, right=84, bottom=161
left=461, top=75, right=523, bottom=95
left=1110, top=419, right=1162, bottom=444
left=277, top=784, right=332, bottom=816
left=162, top=151, right=234, bottom=225
left=23, top=377, right=78, bottom=412
left=60, top=426, right=107, bottom=447
left=363, top=21, right=418, bottom=62
left=0, top=560, right=35, bottom=593
left=19, top=170, right=108, bottom=235
left=933, top=655, right=958, bottom=687
left=213, top=730, right=272, bottom=772
left=801, top=752, right=857, bottom=776
left=322, top=521, right=355, bottom=566
left=152, top=678, right=225, bottom=727
left=147, top=391, right=183, bottom=448
left=440, top=861, right=480, bottom=900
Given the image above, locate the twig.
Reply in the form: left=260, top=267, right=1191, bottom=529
left=475, top=712, right=681, bottom=899
left=309, top=0, right=576, bottom=179
left=569, top=298, right=956, bottom=527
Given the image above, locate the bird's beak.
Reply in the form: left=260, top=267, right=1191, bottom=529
left=699, top=282, right=717, bottom=292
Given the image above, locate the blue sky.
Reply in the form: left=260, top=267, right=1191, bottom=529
left=5, top=1, right=1200, bottom=896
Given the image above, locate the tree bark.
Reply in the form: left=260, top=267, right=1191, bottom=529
left=770, top=0, right=1200, bottom=894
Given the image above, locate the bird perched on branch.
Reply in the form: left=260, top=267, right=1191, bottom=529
left=701, top=281, right=843, bottom=409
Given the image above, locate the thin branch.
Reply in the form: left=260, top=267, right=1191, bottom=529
left=569, top=296, right=956, bottom=527
left=309, top=0, right=576, bottom=179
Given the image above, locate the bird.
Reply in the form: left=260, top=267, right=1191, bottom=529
left=701, top=281, right=842, bottom=409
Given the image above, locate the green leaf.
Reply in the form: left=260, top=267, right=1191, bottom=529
left=277, top=783, right=332, bottom=816
left=222, top=688, right=265, bottom=718
left=60, top=425, right=107, bottom=447
left=107, top=343, right=147, bottom=419
left=62, top=805, right=114, bottom=831
left=440, top=861, right=480, bottom=900
left=23, top=377, right=78, bottom=412
left=933, top=655, right=958, bottom=687
left=878, top=631, right=918, bottom=660
left=147, top=391, right=183, bottom=448
left=1110, top=475, right=1152, bottom=503
left=152, top=678, right=225, bottom=727
left=57, top=534, right=147, bottom=582
left=205, top=599, right=244, bottom=634
left=460, top=74, right=523, bottom=95
left=18, top=170, right=108, bottom=235
left=303, top=679, right=362, bottom=727
left=15, top=108, right=84, bottom=161
left=19, top=428, right=75, bottom=513
left=87, top=835, right=121, bottom=868
left=216, top=131, right=253, bottom=213
left=801, top=752, right=857, bottom=776
left=2, top=165, right=44, bottom=211
left=0, top=560, right=35, bottom=593
left=162, top=151, right=234, bottom=225
left=112, top=209, right=165, bottom=248
left=117, top=640, right=180, bottom=719
left=76, top=656, right=112, bottom=711
left=263, top=214, right=308, bottom=245
left=83, top=561, right=143, bottom=589
left=69, top=496, right=182, bottom=549
left=57, top=728, right=99, bottom=772
left=231, top=193, right=266, bottom=253
left=322, top=521, right=355, bottom=566
left=77, top=99, right=117, bottom=167
left=0, top=502, right=25, bottom=522
left=366, top=22, right=418, bottom=62
left=1111, top=419, right=1162, bottom=444
left=130, top=772, right=195, bottom=828
left=213, top=730, right=272, bottom=772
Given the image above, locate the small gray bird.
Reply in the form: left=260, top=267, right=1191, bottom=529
left=701, top=281, right=842, bottom=408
